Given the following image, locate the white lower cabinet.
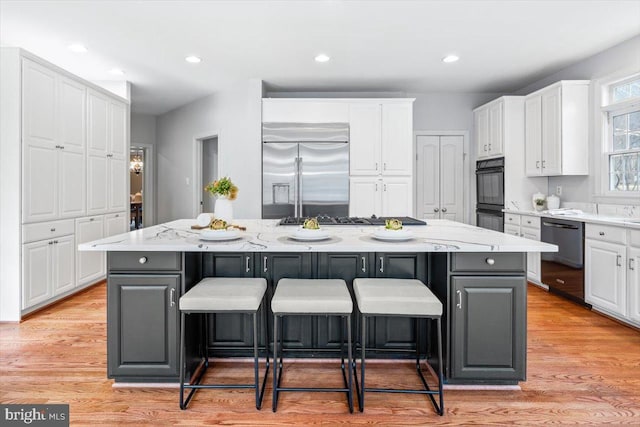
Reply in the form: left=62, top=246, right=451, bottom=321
left=75, top=216, right=105, bottom=286
left=504, top=213, right=541, bottom=283
left=22, top=234, right=75, bottom=310
left=585, top=238, right=627, bottom=316
left=628, top=247, right=640, bottom=324
left=349, top=177, right=412, bottom=217
left=105, top=212, right=128, bottom=237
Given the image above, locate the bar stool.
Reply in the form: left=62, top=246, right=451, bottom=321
left=353, top=278, right=444, bottom=415
left=178, top=277, right=270, bottom=410
left=271, top=278, right=354, bottom=413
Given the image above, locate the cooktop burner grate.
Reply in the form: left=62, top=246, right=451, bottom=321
left=278, top=216, right=426, bottom=226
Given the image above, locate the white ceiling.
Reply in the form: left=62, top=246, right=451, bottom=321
left=2, top=1, right=639, bottom=115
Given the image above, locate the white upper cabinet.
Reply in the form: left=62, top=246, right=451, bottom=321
left=87, top=89, right=109, bottom=155
left=108, top=157, right=127, bottom=212
left=475, top=99, right=504, bottom=159
left=381, top=177, right=413, bottom=217
left=525, top=80, right=589, bottom=176
left=109, top=100, right=127, bottom=158
left=58, top=77, right=86, bottom=149
left=22, top=58, right=56, bottom=146
left=381, top=102, right=413, bottom=176
left=22, top=141, right=58, bottom=222
left=349, top=103, right=381, bottom=175
left=58, top=147, right=86, bottom=218
left=105, top=212, right=128, bottom=237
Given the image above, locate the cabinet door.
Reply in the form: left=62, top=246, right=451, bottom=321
left=316, top=253, right=372, bottom=349
left=381, top=102, right=412, bottom=175
left=439, top=136, right=464, bottom=222
left=22, top=58, right=57, bottom=146
left=521, top=227, right=541, bottom=283
left=108, top=275, right=179, bottom=378
left=349, top=103, right=381, bottom=175
left=86, top=153, right=108, bottom=215
left=104, top=213, right=128, bottom=237
left=76, top=216, right=105, bottom=285
left=87, top=89, right=109, bottom=155
left=416, top=135, right=440, bottom=219
left=109, top=101, right=127, bottom=158
left=585, top=240, right=627, bottom=316
left=263, top=253, right=314, bottom=349
left=58, top=145, right=86, bottom=218
left=488, top=101, right=504, bottom=156
left=349, top=177, right=381, bottom=217
left=381, top=177, right=412, bottom=217
left=22, top=240, right=52, bottom=309
left=628, top=247, right=640, bottom=324
left=372, top=253, right=428, bottom=350
left=451, top=276, right=526, bottom=380
left=541, top=87, right=562, bottom=175
left=202, top=253, right=257, bottom=351
left=52, top=235, right=75, bottom=295
left=108, top=156, right=127, bottom=212
left=504, top=224, right=520, bottom=237
left=58, top=76, right=86, bottom=150
left=22, top=140, right=58, bottom=223
left=475, top=108, right=489, bottom=159
left=525, top=96, right=542, bottom=176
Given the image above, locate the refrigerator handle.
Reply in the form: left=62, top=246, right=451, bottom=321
left=293, top=157, right=298, bottom=218
left=298, top=157, right=303, bottom=217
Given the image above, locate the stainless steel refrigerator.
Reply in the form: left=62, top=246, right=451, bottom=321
left=262, top=122, right=349, bottom=219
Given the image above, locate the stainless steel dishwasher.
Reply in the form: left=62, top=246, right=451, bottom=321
left=540, top=217, right=590, bottom=306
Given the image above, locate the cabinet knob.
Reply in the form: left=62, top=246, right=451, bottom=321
left=508, top=217, right=512, bottom=221
left=485, top=258, right=495, bottom=265
left=50, top=228, right=56, bottom=232
left=442, top=208, right=447, bottom=213
left=139, top=256, right=148, bottom=264
left=434, top=208, right=439, bottom=212
left=536, top=160, right=540, bottom=169
left=599, top=231, right=605, bottom=236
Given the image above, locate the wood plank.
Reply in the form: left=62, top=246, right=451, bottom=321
left=1, top=284, right=639, bottom=424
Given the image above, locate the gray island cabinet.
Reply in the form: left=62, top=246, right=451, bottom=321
left=80, top=219, right=555, bottom=385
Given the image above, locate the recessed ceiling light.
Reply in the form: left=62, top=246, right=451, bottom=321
left=68, top=43, right=88, bottom=53
left=185, top=55, right=202, bottom=63
left=110, top=68, right=125, bottom=76
left=442, top=55, right=459, bottom=63
left=315, top=54, right=330, bottom=63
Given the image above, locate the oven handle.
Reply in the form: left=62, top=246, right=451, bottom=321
left=476, top=168, right=504, bottom=174
left=542, top=222, right=580, bottom=230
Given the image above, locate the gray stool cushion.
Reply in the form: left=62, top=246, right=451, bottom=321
left=354, top=278, right=442, bottom=316
left=179, top=277, right=267, bottom=312
left=272, top=279, right=352, bottom=314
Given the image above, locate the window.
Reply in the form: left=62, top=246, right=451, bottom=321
left=605, top=76, right=640, bottom=192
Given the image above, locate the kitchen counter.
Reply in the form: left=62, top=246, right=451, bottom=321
left=503, top=208, right=640, bottom=229
left=80, top=218, right=557, bottom=253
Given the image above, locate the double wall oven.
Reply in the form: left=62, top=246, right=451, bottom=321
left=476, top=157, right=504, bottom=232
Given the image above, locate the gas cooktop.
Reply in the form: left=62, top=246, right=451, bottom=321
left=278, top=216, right=427, bottom=226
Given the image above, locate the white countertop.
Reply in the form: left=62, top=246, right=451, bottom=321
left=503, top=209, right=640, bottom=229
left=78, top=219, right=557, bottom=253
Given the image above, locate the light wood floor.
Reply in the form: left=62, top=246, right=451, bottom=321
left=1, top=283, right=639, bottom=426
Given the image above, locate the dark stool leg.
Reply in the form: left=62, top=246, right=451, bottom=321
left=272, top=314, right=278, bottom=412
left=360, top=314, right=366, bottom=412
left=253, top=312, right=260, bottom=409
left=347, top=314, right=353, bottom=413
left=179, top=311, right=186, bottom=410
left=437, top=317, right=444, bottom=415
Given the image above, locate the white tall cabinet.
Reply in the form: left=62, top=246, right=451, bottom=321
left=415, top=134, right=464, bottom=221
left=0, top=48, right=130, bottom=320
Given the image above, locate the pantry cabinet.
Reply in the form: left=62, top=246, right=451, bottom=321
left=525, top=81, right=589, bottom=176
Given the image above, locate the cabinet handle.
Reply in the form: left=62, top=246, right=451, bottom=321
left=48, top=241, right=53, bottom=245
left=434, top=208, right=439, bottom=212
left=599, top=231, right=605, bottom=236
left=456, top=290, right=462, bottom=309
left=50, top=228, right=56, bottom=232
left=536, top=160, right=540, bottom=169
left=170, top=288, right=176, bottom=307
left=60, top=145, right=65, bottom=150
left=375, top=162, right=378, bottom=171
left=508, top=217, right=512, bottom=221
left=89, top=218, right=95, bottom=221
left=263, top=256, right=268, bottom=273
left=485, top=258, right=495, bottom=265
left=527, top=220, right=531, bottom=224
left=361, top=256, right=366, bottom=273
left=379, top=256, right=384, bottom=273
left=442, top=207, right=447, bottom=213
left=246, top=256, right=251, bottom=273
left=488, top=143, right=492, bottom=151
left=383, top=183, right=387, bottom=191
left=616, top=254, right=622, bottom=267
left=542, top=160, right=546, bottom=169
left=629, top=258, right=635, bottom=271
left=139, top=256, right=148, bottom=264
left=53, top=240, right=58, bottom=244
left=375, top=183, right=378, bottom=192
left=115, top=214, right=119, bottom=218
left=383, top=162, right=387, bottom=170
left=484, top=144, right=487, bottom=152
left=520, top=233, right=524, bottom=237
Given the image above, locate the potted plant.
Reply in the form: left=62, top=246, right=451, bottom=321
left=205, top=177, right=238, bottom=222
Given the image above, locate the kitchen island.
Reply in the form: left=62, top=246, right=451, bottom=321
left=80, top=219, right=556, bottom=385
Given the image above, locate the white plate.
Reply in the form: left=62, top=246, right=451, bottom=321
left=290, top=228, right=330, bottom=241
left=200, top=229, right=240, bottom=241
left=196, top=213, right=213, bottom=227
left=372, top=228, right=414, bottom=241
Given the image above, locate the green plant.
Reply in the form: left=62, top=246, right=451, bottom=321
left=204, top=177, right=238, bottom=200
left=534, top=198, right=545, bottom=206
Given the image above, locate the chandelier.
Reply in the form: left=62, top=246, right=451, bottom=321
left=130, top=149, right=143, bottom=175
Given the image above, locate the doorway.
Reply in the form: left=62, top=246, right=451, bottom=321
left=194, top=135, right=219, bottom=215
left=130, top=147, right=145, bottom=229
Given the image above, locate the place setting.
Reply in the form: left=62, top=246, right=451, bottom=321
left=278, top=218, right=342, bottom=245
left=360, top=218, right=418, bottom=243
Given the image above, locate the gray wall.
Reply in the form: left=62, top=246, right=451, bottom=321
left=131, top=113, right=156, bottom=146
left=155, top=79, right=263, bottom=222
left=515, top=35, right=640, bottom=204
